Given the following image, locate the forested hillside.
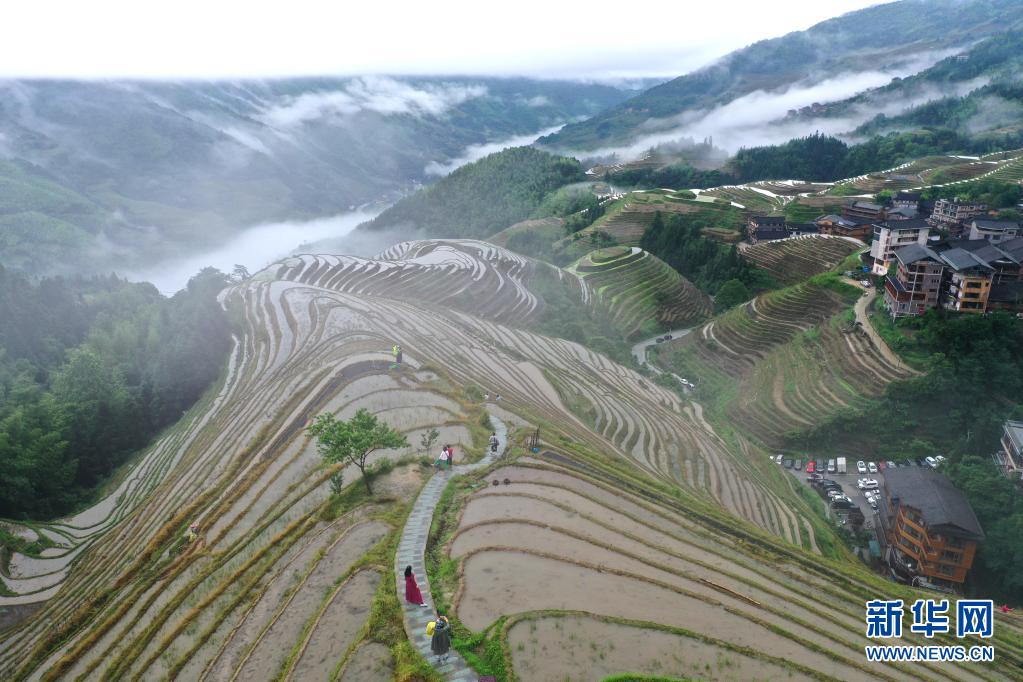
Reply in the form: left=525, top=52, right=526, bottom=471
left=0, top=267, right=231, bottom=518
left=362, top=147, right=584, bottom=238
left=540, top=0, right=1023, bottom=150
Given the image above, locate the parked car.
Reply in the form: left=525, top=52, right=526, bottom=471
left=832, top=499, right=855, bottom=509
left=860, top=279, right=871, bottom=288
left=783, top=459, right=793, bottom=469
left=805, top=460, right=816, bottom=474
left=857, top=478, right=879, bottom=490
left=886, top=460, right=897, bottom=469
left=794, top=459, right=802, bottom=470
left=827, top=459, right=836, bottom=473
left=924, top=456, right=938, bottom=468
left=935, top=455, right=947, bottom=466
left=817, top=459, right=826, bottom=472
left=867, top=461, right=878, bottom=474
left=773, top=454, right=783, bottom=464
left=856, top=460, right=867, bottom=474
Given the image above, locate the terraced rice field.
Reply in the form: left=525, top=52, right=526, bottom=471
left=741, top=236, right=861, bottom=285
left=662, top=278, right=916, bottom=447
left=439, top=461, right=1023, bottom=681
left=0, top=238, right=827, bottom=679
left=572, top=247, right=712, bottom=339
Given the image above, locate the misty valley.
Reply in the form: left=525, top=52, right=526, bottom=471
left=3, top=1, right=1023, bottom=680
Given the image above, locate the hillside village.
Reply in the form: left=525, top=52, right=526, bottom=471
left=744, top=187, right=1023, bottom=593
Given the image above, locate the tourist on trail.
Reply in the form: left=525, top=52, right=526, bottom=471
left=435, top=446, right=449, bottom=469
left=446, top=445, right=455, bottom=467
left=431, top=615, right=451, bottom=662
left=489, top=432, right=499, bottom=453
left=404, top=566, right=427, bottom=607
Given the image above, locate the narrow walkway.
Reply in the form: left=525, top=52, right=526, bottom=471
left=395, top=416, right=508, bottom=681
left=850, top=284, right=920, bottom=375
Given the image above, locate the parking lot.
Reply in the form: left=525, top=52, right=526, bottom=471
left=783, top=459, right=885, bottom=529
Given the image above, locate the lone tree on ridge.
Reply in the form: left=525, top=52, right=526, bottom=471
left=307, top=409, right=408, bottom=494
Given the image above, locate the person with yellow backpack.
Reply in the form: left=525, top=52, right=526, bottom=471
left=427, top=614, right=451, bottom=662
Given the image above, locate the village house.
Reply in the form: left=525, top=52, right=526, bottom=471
left=994, top=419, right=1023, bottom=482
left=893, top=191, right=922, bottom=210
left=968, top=219, right=1020, bottom=244
left=883, top=244, right=944, bottom=318
left=814, top=214, right=873, bottom=240
left=869, top=218, right=931, bottom=275
left=877, top=467, right=984, bottom=588
left=883, top=237, right=1023, bottom=317
left=747, top=215, right=787, bottom=243
left=929, top=198, right=987, bottom=236
left=843, top=200, right=887, bottom=223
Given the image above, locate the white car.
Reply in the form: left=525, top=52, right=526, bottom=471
left=925, top=456, right=938, bottom=468
left=857, top=460, right=867, bottom=474
left=857, top=478, right=879, bottom=490
left=867, top=461, right=878, bottom=474
left=935, top=455, right=947, bottom=466
left=860, top=279, right=871, bottom=288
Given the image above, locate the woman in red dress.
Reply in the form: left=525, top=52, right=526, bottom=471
left=404, top=565, right=427, bottom=607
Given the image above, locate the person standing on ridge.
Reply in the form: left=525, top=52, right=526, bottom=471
left=392, top=344, right=402, bottom=365
left=446, top=444, right=455, bottom=467
left=404, top=566, right=427, bottom=607
left=489, top=432, right=499, bottom=453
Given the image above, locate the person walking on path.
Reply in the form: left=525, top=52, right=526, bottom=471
left=404, top=566, right=427, bottom=607
left=431, top=615, right=451, bottom=663
left=446, top=444, right=454, bottom=467
left=489, top=432, right=499, bottom=453
left=435, top=446, right=449, bottom=470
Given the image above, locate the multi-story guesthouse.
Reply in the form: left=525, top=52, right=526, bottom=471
left=877, top=467, right=983, bottom=589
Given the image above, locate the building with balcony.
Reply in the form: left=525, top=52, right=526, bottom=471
left=929, top=198, right=987, bottom=235
left=878, top=467, right=983, bottom=587
left=869, top=219, right=931, bottom=275
left=939, top=248, right=994, bottom=314
left=968, top=219, right=1020, bottom=244
left=883, top=244, right=943, bottom=318
left=893, top=191, right=921, bottom=210
left=994, top=420, right=1023, bottom=482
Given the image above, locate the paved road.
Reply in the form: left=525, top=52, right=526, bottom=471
left=630, top=326, right=697, bottom=365
left=395, top=416, right=507, bottom=681
left=847, top=281, right=918, bottom=374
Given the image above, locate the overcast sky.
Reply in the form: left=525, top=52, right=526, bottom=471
left=5, top=0, right=886, bottom=80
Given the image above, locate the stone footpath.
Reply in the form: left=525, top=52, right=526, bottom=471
left=395, top=416, right=507, bottom=681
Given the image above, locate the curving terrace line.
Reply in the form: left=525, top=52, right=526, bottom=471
left=395, top=416, right=508, bottom=681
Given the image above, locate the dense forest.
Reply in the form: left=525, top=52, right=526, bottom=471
left=799, top=311, right=1023, bottom=600
left=640, top=211, right=776, bottom=299
left=0, top=267, right=232, bottom=518
left=362, top=147, right=584, bottom=239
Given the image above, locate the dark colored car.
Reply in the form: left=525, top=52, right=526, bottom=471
left=831, top=499, right=855, bottom=509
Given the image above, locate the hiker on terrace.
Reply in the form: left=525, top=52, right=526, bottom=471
left=431, top=615, right=451, bottom=663
left=404, top=566, right=427, bottom=608
left=489, top=432, right=499, bottom=453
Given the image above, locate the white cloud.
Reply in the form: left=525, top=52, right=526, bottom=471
left=564, top=49, right=973, bottom=160
left=524, top=95, right=550, bottom=107
left=260, top=77, right=487, bottom=127
left=424, top=124, right=565, bottom=176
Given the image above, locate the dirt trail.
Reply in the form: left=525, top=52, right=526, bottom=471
left=849, top=284, right=918, bottom=375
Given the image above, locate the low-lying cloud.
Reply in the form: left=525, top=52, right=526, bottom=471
left=561, top=48, right=979, bottom=163
left=129, top=207, right=381, bottom=294
left=424, top=124, right=565, bottom=176
left=261, top=77, right=488, bottom=127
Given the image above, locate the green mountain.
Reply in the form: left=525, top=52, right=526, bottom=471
left=0, top=77, right=636, bottom=275
left=361, top=146, right=584, bottom=239
left=539, top=0, right=1023, bottom=151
